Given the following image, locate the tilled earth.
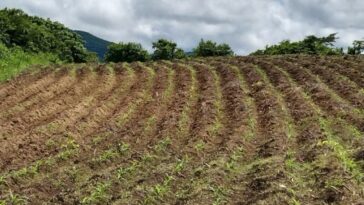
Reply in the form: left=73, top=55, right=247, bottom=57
left=0, top=56, right=363, bottom=205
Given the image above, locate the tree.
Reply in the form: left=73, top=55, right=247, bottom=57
left=348, top=40, right=364, bottom=55
left=250, top=33, right=343, bottom=55
left=104, top=42, right=149, bottom=63
left=151, top=39, right=186, bottom=60
left=193, top=39, right=234, bottom=57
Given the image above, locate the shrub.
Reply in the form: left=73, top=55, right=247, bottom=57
left=193, top=39, right=234, bottom=57
left=104, top=42, right=149, bottom=63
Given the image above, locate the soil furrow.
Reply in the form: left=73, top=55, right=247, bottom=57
left=268, top=57, right=364, bottom=132
left=287, top=56, right=364, bottom=109
left=53, top=63, right=167, bottom=204
left=0, top=66, right=63, bottom=111
left=225, top=59, right=298, bottom=204
left=0, top=65, right=53, bottom=99
left=0, top=65, right=112, bottom=136
left=63, top=63, right=137, bottom=139
left=167, top=59, right=259, bottom=205
left=1, top=56, right=363, bottom=204
left=247, top=57, right=364, bottom=204
left=0, top=65, right=104, bottom=170
left=4, top=64, right=161, bottom=204
left=326, top=56, right=364, bottom=87
left=0, top=68, right=78, bottom=124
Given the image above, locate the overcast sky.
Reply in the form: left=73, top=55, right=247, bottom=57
left=0, top=0, right=363, bottom=54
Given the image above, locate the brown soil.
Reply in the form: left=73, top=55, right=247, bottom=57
left=0, top=56, right=363, bottom=205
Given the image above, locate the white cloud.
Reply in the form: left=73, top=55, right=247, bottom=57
left=0, top=0, right=363, bottom=54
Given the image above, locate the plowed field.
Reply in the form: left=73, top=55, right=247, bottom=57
left=0, top=56, right=363, bottom=205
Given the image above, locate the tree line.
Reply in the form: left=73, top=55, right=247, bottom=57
left=1, top=8, right=363, bottom=65
left=251, top=33, right=364, bottom=56
left=104, top=38, right=234, bottom=63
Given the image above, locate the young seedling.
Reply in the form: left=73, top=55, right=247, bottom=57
left=8, top=190, right=27, bottom=205
left=209, top=185, right=228, bottom=205
left=116, top=161, right=138, bottom=181
left=81, top=182, right=111, bottom=205
left=96, top=149, right=118, bottom=163
left=174, top=155, right=189, bottom=174
left=194, top=140, right=206, bottom=152
left=145, top=175, right=174, bottom=203
left=154, top=137, right=171, bottom=152
left=117, top=142, right=130, bottom=155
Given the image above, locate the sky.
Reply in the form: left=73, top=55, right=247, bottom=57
left=0, top=0, right=363, bottom=54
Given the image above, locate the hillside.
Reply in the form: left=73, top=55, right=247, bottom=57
left=75, top=30, right=112, bottom=60
left=0, top=56, right=363, bottom=204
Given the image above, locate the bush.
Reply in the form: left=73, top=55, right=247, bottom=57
left=193, top=39, right=234, bottom=57
left=104, top=42, right=149, bottom=63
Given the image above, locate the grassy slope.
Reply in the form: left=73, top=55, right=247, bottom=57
left=0, top=44, right=59, bottom=82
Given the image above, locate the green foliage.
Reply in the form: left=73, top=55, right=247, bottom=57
left=251, top=33, right=343, bottom=55
left=348, top=40, right=364, bottom=55
left=105, top=42, right=149, bottom=63
left=0, top=8, right=93, bottom=63
left=0, top=43, right=59, bottom=82
left=193, top=39, right=234, bottom=57
left=152, top=39, right=186, bottom=60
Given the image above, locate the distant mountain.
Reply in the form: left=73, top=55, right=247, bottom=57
left=74, top=30, right=112, bottom=60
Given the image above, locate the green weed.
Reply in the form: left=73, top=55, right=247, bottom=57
left=96, top=149, right=118, bottom=163
left=209, top=185, right=228, bottom=205
left=154, top=137, right=171, bottom=152
left=144, top=175, right=174, bottom=203
left=174, top=156, right=189, bottom=174
left=81, top=182, right=111, bottom=205
left=116, top=162, right=138, bottom=180
left=0, top=43, right=60, bottom=82
left=194, top=140, right=206, bottom=152
left=117, top=142, right=130, bottom=155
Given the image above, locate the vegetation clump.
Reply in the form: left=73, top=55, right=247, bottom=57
left=251, top=33, right=343, bottom=55
left=0, top=8, right=96, bottom=63
left=105, top=42, right=149, bottom=63
left=152, top=39, right=186, bottom=60
left=193, top=39, right=234, bottom=57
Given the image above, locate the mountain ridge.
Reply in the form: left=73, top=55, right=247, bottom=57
left=74, top=30, right=112, bottom=60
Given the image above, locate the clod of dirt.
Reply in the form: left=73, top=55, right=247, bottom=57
left=354, top=150, right=364, bottom=161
